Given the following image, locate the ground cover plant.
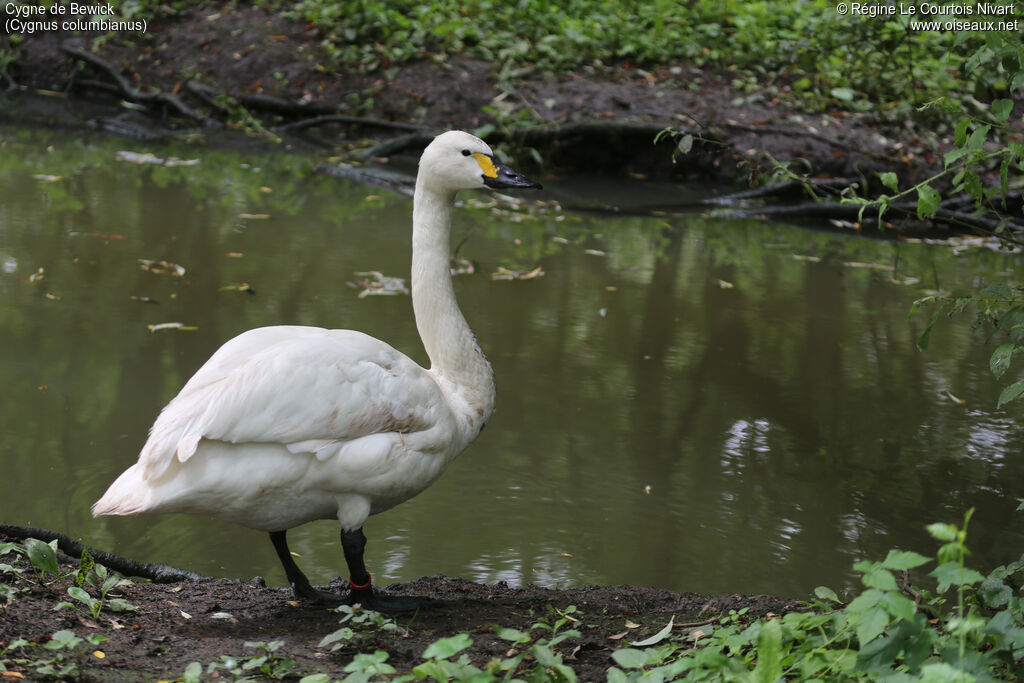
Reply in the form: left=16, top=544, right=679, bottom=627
left=3, top=509, right=1024, bottom=680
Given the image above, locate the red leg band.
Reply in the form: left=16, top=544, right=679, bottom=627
left=349, top=572, right=372, bottom=591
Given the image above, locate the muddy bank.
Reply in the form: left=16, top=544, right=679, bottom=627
left=3, top=2, right=942, bottom=190
left=0, top=531, right=801, bottom=681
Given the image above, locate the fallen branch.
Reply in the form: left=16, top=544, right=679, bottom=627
left=61, top=46, right=211, bottom=124
left=0, top=524, right=208, bottom=583
left=276, top=113, right=428, bottom=134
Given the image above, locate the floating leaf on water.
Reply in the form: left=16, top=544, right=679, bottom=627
left=44, top=292, right=60, bottom=300
left=129, top=296, right=160, bottom=304
left=147, top=322, right=198, bottom=333
left=716, top=279, right=734, bottom=289
left=85, top=232, right=125, bottom=240
left=792, top=254, right=822, bottom=263
left=115, top=151, right=199, bottom=166
left=347, top=271, right=409, bottom=298
left=551, top=236, right=571, bottom=244
left=259, top=186, right=273, bottom=193
left=238, top=213, right=271, bottom=220
left=450, top=258, right=475, bottom=276
left=491, top=266, right=544, bottom=281
left=842, top=261, right=894, bottom=271
left=28, top=267, right=45, bottom=284
left=219, top=282, right=256, bottom=294
left=944, top=390, right=966, bottom=405
left=139, top=259, right=186, bottom=277
left=225, top=252, right=245, bottom=258
left=583, top=249, right=606, bottom=257
left=31, top=174, right=63, bottom=182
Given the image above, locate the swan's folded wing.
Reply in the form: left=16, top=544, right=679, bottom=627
left=138, top=328, right=441, bottom=479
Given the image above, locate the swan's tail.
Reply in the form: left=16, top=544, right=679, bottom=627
left=91, top=464, right=151, bottom=516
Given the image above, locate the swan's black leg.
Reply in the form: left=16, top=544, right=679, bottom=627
left=340, top=527, right=373, bottom=600
left=340, top=526, right=425, bottom=612
left=270, top=530, right=336, bottom=601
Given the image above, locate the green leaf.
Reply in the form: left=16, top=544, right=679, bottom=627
left=183, top=662, right=204, bottom=683
left=930, top=562, right=985, bottom=592
left=497, top=627, right=531, bottom=644
left=25, top=538, right=59, bottom=576
left=68, top=585, right=95, bottom=606
left=751, top=619, right=783, bottom=683
left=77, top=547, right=95, bottom=588
left=878, top=172, right=899, bottom=192
left=991, top=343, right=1016, bottom=379
left=830, top=87, right=855, bottom=102
left=611, top=648, right=649, bottom=669
left=998, top=379, right=1024, bottom=408
left=881, top=549, right=932, bottom=570
left=916, top=183, right=941, bottom=220
left=814, top=586, right=840, bottom=603
left=676, top=133, right=694, bottom=155
left=422, top=633, right=473, bottom=660
left=954, top=118, right=971, bottom=147
left=967, top=123, right=991, bottom=150
left=992, top=98, right=1013, bottom=123
left=629, top=615, right=674, bottom=646
left=855, top=606, right=890, bottom=646
left=881, top=591, right=917, bottom=622
left=926, top=523, right=958, bottom=542
left=847, top=588, right=885, bottom=614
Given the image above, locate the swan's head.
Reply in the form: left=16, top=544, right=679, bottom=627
left=418, top=130, right=542, bottom=194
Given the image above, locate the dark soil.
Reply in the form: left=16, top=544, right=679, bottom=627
left=0, top=534, right=801, bottom=681
left=4, top=2, right=944, bottom=187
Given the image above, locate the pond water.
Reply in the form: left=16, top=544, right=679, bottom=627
left=1, top=124, right=1022, bottom=601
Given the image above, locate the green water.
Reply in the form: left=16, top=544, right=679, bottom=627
left=1, top=125, right=1022, bottom=600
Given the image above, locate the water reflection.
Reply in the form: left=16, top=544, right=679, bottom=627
left=1, top=125, right=1022, bottom=600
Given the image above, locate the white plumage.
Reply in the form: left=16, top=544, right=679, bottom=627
left=92, top=131, right=541, bottom=606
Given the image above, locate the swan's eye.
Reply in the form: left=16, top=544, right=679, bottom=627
left=461, top=149, right=471, bottom=157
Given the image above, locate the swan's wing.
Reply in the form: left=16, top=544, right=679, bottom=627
left=139, top=326, right=442, bottom=479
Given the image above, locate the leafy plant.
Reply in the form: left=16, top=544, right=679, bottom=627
left=204, top=640, right=297, bottom=681
left=317, top=604, right=401, bottom=652
left=0, top=538, right=137, bottom=618
left=605, top=509, right=1024, bottom=681
left=0, top=629, right=109, bottom=680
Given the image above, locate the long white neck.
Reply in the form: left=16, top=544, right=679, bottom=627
left=411, top=182, right=496, bottom=429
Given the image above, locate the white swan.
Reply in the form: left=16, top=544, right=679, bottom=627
left=92, top=130, right=542, bottom=606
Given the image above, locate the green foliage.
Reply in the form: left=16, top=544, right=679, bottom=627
left=203, top=640, right=297, bottom=681
left=0, top=538, right=137, bottom=618
left=911, top=281, right=1024, bottom=407
left=318, top=603, right=401, bottom=652
left=605, top=510, right=1024, bottom=682
left=0, top=629, right=109, bottom=680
